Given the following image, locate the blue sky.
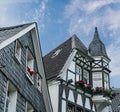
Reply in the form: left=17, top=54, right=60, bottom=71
left=0, top=0, right=120, bottom=88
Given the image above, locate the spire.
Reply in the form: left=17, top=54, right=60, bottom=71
left=93, top=27, right=101, bottom=42
left=88, top=27, right=109, bottom=59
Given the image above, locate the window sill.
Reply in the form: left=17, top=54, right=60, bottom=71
left=26, top=71, right=34, bottom=85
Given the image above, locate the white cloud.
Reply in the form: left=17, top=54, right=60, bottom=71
left=0, top=0, right=48, bottom=29
left=107, top=43, right=120, bottom=76
left=64, top=0, right=120, bottom=76
left=0, top=4, right=17, bottom=26
left=65, top=0, right=120, bottom=17
left=32, top=0, right=48, bottom=30
left=0, top=0, right=38, bottom=4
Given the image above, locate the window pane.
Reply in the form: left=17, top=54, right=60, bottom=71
left=83, top=70, right=89, bottom=84
left=104, top=73, right=109, bottom=89
left=15, top=40, right=21, bottom=61
left=76, top=65, right=82, bottom=81
left=67, top=104, right=74, bottom=112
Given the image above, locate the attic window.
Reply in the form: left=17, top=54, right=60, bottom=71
left=26, top=49, right=34, bottom=84
left=51, top=49, right=62, bottom=58
left=15, top=40, right=22, bottom=63
left=36, top=74, right=42, bottom=92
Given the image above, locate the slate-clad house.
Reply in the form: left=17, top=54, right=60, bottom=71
left=43, top=28, right=112, bottom=112
left=0, top=23, right=52, bottom=112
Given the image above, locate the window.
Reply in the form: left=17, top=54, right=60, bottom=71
left=93, top=72, right=102, bottom=88
left=26, top=102, right=34, bottom=112
left=5, top=82, right=17, bottom=112
left=51, top=49, right=62, bottom=58
left=104, top=73, right=109, bottom=89
left=15, top=40, right=22, bottom=62
left=76, top=65, right=82, bottom=81
left=67, top=104, right=74, bottom=112
left=77, top=108, right=83, bottom=112
left=83, top=70, right=89, bottom=84
left=36, top=74, right=42, bottom=91
left=26, top=49, right=34, bottom=84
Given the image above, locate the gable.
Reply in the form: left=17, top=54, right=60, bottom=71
left=0, top=23, right=35, bottom=50
left=43, top=37, right=73, bottom=80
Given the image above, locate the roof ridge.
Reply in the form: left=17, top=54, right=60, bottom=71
left=0, top=22, right=35, bottom=31
left=71, top=34, right=87, bottom=54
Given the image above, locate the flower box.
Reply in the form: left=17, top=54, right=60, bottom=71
left=94, top=87, right=112, bottom=97
left=27, top=66, right=35, bottom=76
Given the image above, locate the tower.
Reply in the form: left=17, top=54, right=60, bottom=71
left=89, top=27, right=111, bottom=90
left=89, top=27, right=112, bottom=112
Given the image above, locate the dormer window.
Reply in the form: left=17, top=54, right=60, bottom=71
left=15, top=40, right=22, bottom=63
left=26, top=49, right=34, bottom=84
left=51, top=49, right=62, bottom=58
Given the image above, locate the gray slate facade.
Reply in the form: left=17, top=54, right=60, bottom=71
left=0, top=23, right=51, bottom=112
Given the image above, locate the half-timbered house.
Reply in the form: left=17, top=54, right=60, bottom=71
left=43, top=27, right=112, bottom=112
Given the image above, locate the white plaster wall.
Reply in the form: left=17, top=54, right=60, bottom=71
left=62, top=61, right=75, bottom=80
left=85, top=97, right=91, bottom=110
left=68, top=61, right=75, bottom=72
left=68, top=61, right=75, bottom=84
left=68, top=90, right=75, bottom=102
left=62, top=100, right=66, bottom=112
left=102, top=106, right=112, bottom=112
left=48, top=83, right=59, bottom=112
left=77, top=94, right=83, bottom=106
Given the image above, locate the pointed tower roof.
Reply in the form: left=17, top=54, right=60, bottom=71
left=89, top=27, right=109, bottom=58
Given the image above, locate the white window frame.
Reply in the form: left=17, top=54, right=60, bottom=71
left=36, top=74, right=42, bottom=92
left=4, top=81, right=17, bottom=112
left=83, top=69, right=89, bottom=84
left=26, top=49, right=34, bottom=84
left=26, top=102, right=34, bottom=112
left=15, top=40, right=22, bottom=63
left=104, top=73, right=109, bottom=89
left=76, top=65, right=82, bottom=81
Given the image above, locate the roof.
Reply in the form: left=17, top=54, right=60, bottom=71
left=88, top=27, right=109, bottom=59
left=0, top=23, right=36, bottom=50
left=43, top=34, right=88, bottom=80
left=0, top=23, right=53, bottom=111
left=0, top=23, right=33, bottom=44
left=111, top=88, right=120, bottom=111
left=72, top=34, right=88, bottom=54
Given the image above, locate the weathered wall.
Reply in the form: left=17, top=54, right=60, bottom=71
left=0, top=32, right=46, bottom=112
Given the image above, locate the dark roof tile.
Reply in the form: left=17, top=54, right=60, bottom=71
left=0, top=23, right=33, bottom=44
left=89, top=27, right=109, bottom=59
left=43, top=35, right=87, bottom=80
